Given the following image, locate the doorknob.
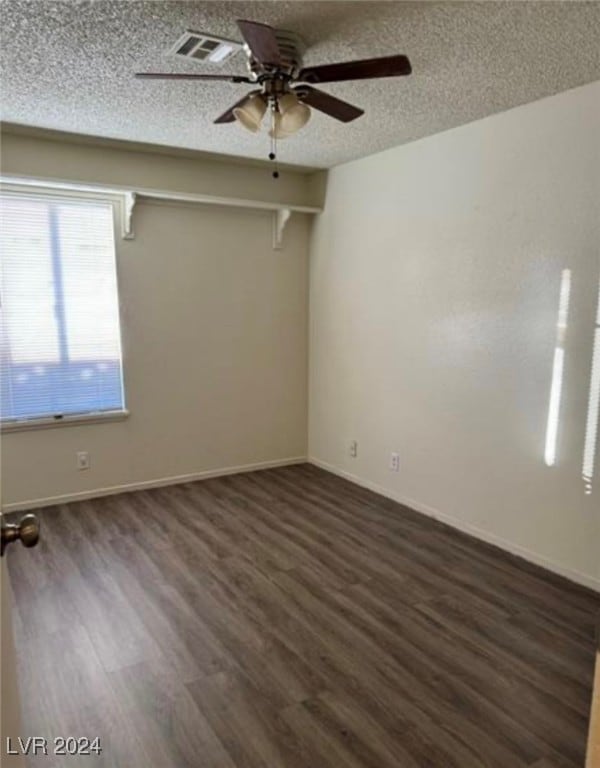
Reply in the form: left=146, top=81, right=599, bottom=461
left=1, top=514, right=40, bottom=556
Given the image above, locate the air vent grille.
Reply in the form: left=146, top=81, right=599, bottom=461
left=167, top=30, right=242, bottom=66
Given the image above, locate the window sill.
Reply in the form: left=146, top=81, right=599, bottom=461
left=1, top=410, right=129, bottom=433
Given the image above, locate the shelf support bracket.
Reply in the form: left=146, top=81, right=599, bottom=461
left=121, top=191, right=137, bottom=240
left=273, top=208, right=292, bottom=250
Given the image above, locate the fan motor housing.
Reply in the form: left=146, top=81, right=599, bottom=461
left=244, top=29, right=305, bottom=79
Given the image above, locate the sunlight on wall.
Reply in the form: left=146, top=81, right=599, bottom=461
left=544, top=269, right=571, bottom=468
left=581, top=276, right=600, bottom=495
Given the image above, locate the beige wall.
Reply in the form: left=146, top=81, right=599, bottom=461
left=0, top=126, right=323, bottom=208
left=1, top=135, right=311, bottom=507
left=309, top=82, right=600, bottom=589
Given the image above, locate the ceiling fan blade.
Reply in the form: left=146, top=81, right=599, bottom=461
left=237, top=19, right=282, bottom=66
left=295, top=86, right=364, bottom=123
left=135, top=72, right=252, bottom=83
left=298, top=54, right=411, bottom=84
left=214, top=90, right=264, bottom=124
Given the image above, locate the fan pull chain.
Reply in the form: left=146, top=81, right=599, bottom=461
left=269, top=100, right=279, bottom=179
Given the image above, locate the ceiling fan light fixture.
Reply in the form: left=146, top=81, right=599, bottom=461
left=268, top=112, right=294, bottom=140
left=233, top=93, right=266, bottom=132
left=277, top=92, right=311, bottom=134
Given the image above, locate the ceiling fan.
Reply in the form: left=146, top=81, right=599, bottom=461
left=136, top=19, right=412, bottom=171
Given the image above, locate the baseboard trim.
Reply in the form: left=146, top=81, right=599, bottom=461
left=309, top=457, right=600, bottom=594
left=2, top=456, right=307, bottom=513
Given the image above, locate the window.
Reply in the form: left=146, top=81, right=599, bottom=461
left=0, top=189, right=126, bottom=427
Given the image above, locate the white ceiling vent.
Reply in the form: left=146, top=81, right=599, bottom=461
left=167, top=30, right=242, bottom=66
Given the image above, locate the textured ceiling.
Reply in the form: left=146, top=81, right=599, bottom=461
left=1, top=1, right=599, bottom=169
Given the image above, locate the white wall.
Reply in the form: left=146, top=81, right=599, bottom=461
left=1, top=135, right=312, bottom=507
left=309, top=82, right=600, bottom=589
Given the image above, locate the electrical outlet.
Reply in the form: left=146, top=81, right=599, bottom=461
left=77, top=451, right=90, bottom=470
left=390, top=452, right=400, bottom=472
left=349, top=440, right=358, bottom=458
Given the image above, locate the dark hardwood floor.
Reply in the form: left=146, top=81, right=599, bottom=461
left=6, top=464, right=599, bottom=767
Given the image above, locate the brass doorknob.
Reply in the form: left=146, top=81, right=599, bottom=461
left=1, top=514, right=40, bottom=556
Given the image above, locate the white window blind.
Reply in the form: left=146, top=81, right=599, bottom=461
left=0, top=191, right=126, bottom=424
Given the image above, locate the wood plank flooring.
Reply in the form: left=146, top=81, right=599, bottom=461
left=586, top=653, right=600, bottom=767
left=6, top=464, right=600, bottom=767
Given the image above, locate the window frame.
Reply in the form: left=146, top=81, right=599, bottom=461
left=0, top=182, right=130, bottom=432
